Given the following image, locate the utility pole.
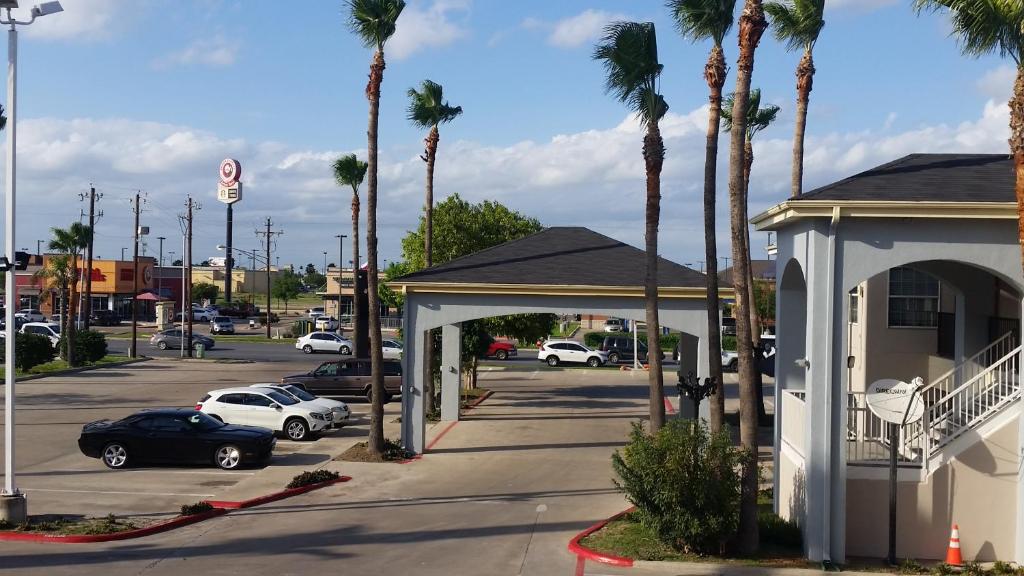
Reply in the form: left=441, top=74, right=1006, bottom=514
left=185, top=197, right=199, bottom=356
left=79, top=186, right=102, bottom=329
left=156, top=236, right=166, bottom=297
left=336, top=234, right=345, bottom=319
left=255, top=218, right=282, bottom=339
left=130, top=192, right=141, bottom=358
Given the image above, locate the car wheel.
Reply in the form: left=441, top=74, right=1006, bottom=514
left=285, top=418, right=309, bottom=441
left=340, top=345, right=351, bottom=355
left=102, top=443, right=129, bottom=469
left=157, top=341, right=168, bottom=350
left=215, top=444, right=242, bottom=470
left=302, top=344, right=314, bottom=354
left=546, top=356, right=560, bottom=367
left=495, top=349, right=508, bottom=360
left=608, top=352, right=620, bottom=364
left=729, top=359, right=738, bottom=372
left=587, top=356, right=601, bottom=368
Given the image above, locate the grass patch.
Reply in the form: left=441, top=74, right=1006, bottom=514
left=0, top=514, right=139, bottom=535
left=0, top=355, right=134, bottom=379
left=335, top=439, right=412, bottom=463
left=550, top=322, right=580, bottom=338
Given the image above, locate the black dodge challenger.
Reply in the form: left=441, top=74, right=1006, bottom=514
left=78, top=408, right=275, bottom=470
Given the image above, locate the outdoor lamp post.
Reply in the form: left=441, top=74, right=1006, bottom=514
left=1, top=0, right=64, bottom=524
left=335, top=234, right=345, bottom=318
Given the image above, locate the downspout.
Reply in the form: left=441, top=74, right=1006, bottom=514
left=821, top=206, right=841, bottom=565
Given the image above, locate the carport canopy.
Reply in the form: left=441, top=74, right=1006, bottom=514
left=390, top=226, right=726, bottom=454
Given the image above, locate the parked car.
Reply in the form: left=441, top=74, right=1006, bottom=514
left=486, top=340, right=517, bottom=360
left=150, top=329, right=215, bottom=351
left=295, top=331, right=353, bottom=355
left=191, top=309, right=213, bottom=323
left=599, top=335, right=663, bottom=365
left=306, top=307, right=325, bottom=319
left=20, top=322, right=61, bottom=348
left=537, top=339, right=608, bottom=367
left=602, top=318, right=625, bottom=333
left=211, top=316, right=235, bottom=335
left=90, top=309, right=121, bottom=326
left=78, top=408, right=275, bottom=470
left=16, top=309, right=45, bottom=323
left=282, top=359, right=403, bottom=403
left=196, top=387, right=332, bottom=441
left=382, top=338, right=403, bottom=360
left=314, top=316, right=339, bottom=331
left=249, top=383, right=350, bottom=428
left=721, top=350, right=738, bottom=371
left=721, top=316, right=737, bottom=336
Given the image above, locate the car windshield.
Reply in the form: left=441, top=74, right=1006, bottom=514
left=215, top=317, right=230, bottom=322
left=265, top=390, right=298, bottom=406
left=186, top=412, right=224, bottom=431
left=50, top=324, right=61, bottom=334
left=283, top=385, right=316, bottom=401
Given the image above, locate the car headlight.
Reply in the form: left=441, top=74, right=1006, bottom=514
left=310, top=412, right=326, bottom=421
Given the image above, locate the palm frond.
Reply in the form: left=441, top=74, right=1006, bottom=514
left=333, top=153, right=368, bottom=192
left=667, top=0, right=737, bottom=46
left=593, top=21, right=667, bottom=124
left=48, top=223, right=91, bottom=255
left=914, top=0, right=1024, bottom=64
left=0, top=104, right=7, bottom=132
left=346, top=0, right=406, bottom=52
left=720, top=88, right=779, bottom=140
left=406, top=79, right=463, bottom=128
left=765, top=0, right=825, bottom=52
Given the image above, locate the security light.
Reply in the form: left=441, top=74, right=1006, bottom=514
left=216, top=245, right=226, bottom=250
left=0, top=2, right=19, bottom=10
left=31, top=1, right=61, bottom=17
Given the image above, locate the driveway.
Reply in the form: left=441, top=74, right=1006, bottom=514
left=1, top=366, right=661, bottom=575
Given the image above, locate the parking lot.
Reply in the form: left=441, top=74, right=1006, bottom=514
left=0, top=358, right=403, bottom=519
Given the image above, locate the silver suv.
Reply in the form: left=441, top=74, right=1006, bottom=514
left=211, top=316, right=235, bottom=335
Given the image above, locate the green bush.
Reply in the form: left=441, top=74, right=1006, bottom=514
left=292, top=320, right=312, bottom=337
left=583, top=331, right=680, bottom=352
left=287, top=469, right=340, bottom=489
left=612, top=420, right=743, bottom=555
left=758, top=510, right=802, bottom=550
left=722, top=335, right=737, bottom=351
left=15, top=332, right=55, bottom=371
left=584, top=332, right=604, bottom=348
left=179, top=501, right=214, bottom=516
left=73, top=330, right=108, bottom=363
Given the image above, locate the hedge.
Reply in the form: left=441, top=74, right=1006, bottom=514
left=583, top=331, right=680, bottom=351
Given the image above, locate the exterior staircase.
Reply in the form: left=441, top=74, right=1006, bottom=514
left=847, top=331, right=1021, bottom=473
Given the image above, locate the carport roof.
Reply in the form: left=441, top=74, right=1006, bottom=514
left=393, top=227, right=722, bottom=298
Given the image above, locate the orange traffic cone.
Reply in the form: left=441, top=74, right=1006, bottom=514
left=945, top=524, right=963, bottom=566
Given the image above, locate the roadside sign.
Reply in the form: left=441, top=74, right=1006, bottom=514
left=219, top=158, right=241, bottom=186
left=217, top=182, right=243, bottom=205
left=866, top=378, right=924, bottom=425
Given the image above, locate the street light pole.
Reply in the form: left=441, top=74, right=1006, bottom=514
left=1, top=0, right=64, bottom=524
left=336, top=234, right=345, bottom=319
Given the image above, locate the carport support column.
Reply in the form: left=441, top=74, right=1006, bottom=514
left=441, top=323, right=462, bottom=421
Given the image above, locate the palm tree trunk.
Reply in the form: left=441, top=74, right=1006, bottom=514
left=1011, top=68, right=1024, bottom=275
left=729, top=0, right=766, bottom=555
left=365, top=48, right=386, bottom=457
left=423, top=125, right=439, bottom=416
left=351, top=187, right=361, bottom=370
left=644, top=121, right=666, bottom=433
left=703, top=44, right=727, bottom=434
left=791, top=48, right=814, bottom=198
left=67, top=253, right=78, bottom=366
left=743, top=141, right=769, bottom=425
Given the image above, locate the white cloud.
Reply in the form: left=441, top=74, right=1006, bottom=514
left=977, top=65, right=1016, bottom=100
left=547, top=9, right=629, bottom=48
left=21, top=0, right=134, bottom=42
left=389, top=0, right=470, bottom=60
left=152, top=35, right=238, bottom=69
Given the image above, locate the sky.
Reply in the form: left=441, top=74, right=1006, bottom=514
left=0, top=0, right=1014, bottom=273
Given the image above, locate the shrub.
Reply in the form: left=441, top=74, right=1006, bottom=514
left=758, top=510, right=802, bottom=550
left=287, top=469, right=340, bottom=489
left=612, top=420, right=742, bottom=555
left=584, top=331, right=680, bottom=352
left=721, top=335, right=737, bottom=351
left=991, top=561, right=1019, bottom=575
left=383, top=438, right=413, bottom=461
left=292, top=320, right=312, bottom=337
left=73, top=330, right=108, bottom=363
left=179, top=501, right=214, bottom=516
left=15, top=332, right=55, bottom=371
left=584, top=332, right=605, bottom=348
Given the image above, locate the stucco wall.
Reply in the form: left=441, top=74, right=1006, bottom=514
left=779, top=448, right=806, bottom=528
left=846, top=417, right=1019, bottom=561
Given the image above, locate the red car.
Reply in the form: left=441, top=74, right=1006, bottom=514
left=486, top=340, right=518, bottom=360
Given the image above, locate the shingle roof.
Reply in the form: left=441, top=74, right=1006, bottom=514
left=719, top=260, right=775, bottom=282
left=395, top=227, right=708, bottom=288
left=795, top=153, right=1013, bottom=202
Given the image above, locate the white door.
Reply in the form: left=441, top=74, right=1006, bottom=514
left=215, top=393, right=249, bottom=426
left=313, top=334, right=335, bottom=353
left=243, top=392, right=281, bottom=430
left=567, top=343, right=588, bottom=363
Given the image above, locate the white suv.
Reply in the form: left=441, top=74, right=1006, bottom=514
left=20, top=322, right=61, bottom=348
left=537, top=339, right=608, bottom=367
left=249, top=383, right=351, bottom=428
left=196, top=387, right=332, bottom=441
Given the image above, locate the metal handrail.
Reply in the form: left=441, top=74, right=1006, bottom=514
left=921, top=331, right=1016, bottom=399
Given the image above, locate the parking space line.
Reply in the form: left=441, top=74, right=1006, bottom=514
left=25, top=488, right=216, bottom=497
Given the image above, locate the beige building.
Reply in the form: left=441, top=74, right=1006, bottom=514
left=191, top=266, right=281, bottom=300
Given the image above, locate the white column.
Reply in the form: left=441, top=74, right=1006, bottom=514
left=1016, top=297, right=1024, bottom=564
left=400, top=307, right=427, bottom=454
left=440, top=323, right=462, bottom=422
left=3, top=24, right=17, bottom=498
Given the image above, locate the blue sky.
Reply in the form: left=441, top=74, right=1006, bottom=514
left=2, top=0, right=1014, bottom=272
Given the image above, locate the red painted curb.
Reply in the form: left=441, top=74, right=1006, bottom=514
left=0, top=475, right=351, bottom=543
left=0, top=508, right=228, bottom=544
left=205, top=475, right=351, bottom=509
left=463, top=389, right=493, bottom=410
left=567, top=508, right=636, bottom=567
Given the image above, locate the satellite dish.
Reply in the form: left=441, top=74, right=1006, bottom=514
left=865, top=378, right=924, bottom=425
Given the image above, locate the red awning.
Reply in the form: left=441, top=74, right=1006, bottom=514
left=135, top=291, right=169, bottom=301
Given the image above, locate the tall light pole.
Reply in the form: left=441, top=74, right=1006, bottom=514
left=322, top=251, right=327, bottom=276
left=336, top=234, right=346, bottom=319
left=1, top=0, right=64, bottom=524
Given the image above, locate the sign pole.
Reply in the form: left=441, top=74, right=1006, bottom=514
left=888, top=421, right=898, bottom=566
left=225, top=203, right=233, bottom=304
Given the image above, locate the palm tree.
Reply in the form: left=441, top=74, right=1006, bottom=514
left=667, top=0, right=737, bottom=435
left=912, top=2, right=1024, bottom=271
left=725, top=0, right=767, bottom=555
left=407, top=79, right=462, bottom=416
left=46, top=223, right=92, bottom=365
left=723, top=88, right=779, bottom=426
left=764, top=0, right=824, bottom=198
left=333, top=152, right=368, bottom=372
left=346, top=0, right=405, bottom=458
left=33, top=253, right=74, bottom=355
left=594, top=21, right=670, bottom=432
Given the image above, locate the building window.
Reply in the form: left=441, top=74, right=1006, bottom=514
left=849, top=288, right=859, bottom=324
left=888, top=267, right=939, bottom=328
left=120, top=268, right=133, bottom=282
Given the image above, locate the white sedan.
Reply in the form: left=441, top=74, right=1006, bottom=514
left=249, top=384, right=350, bottom=427
left=314, top=316, right=339, bottom=331
left=382, top=339, right=403, bottom=360
left=295, top=331, right=353, bottom=355
left=196, top=387, right=331, bottom=441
